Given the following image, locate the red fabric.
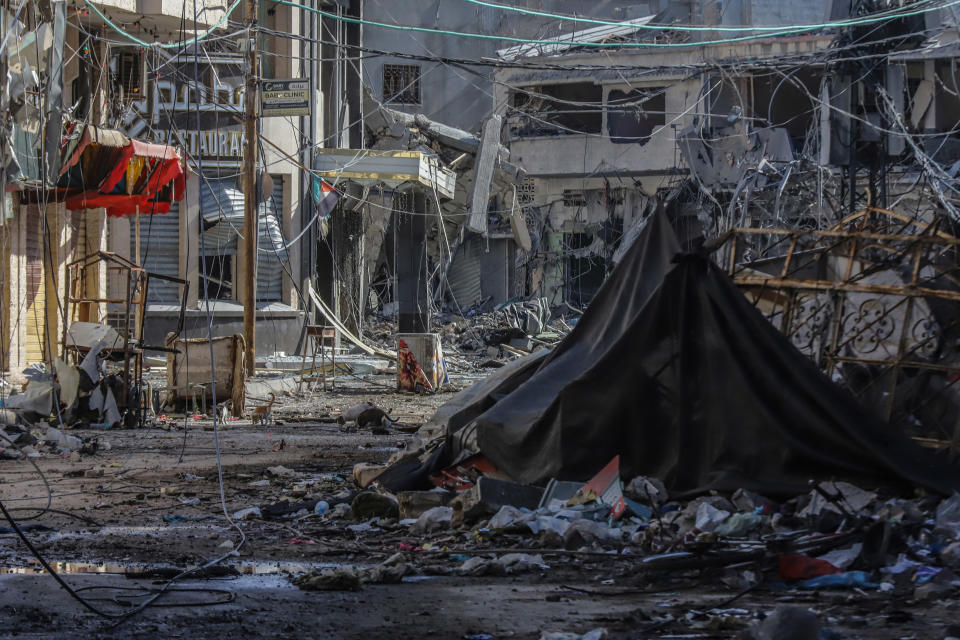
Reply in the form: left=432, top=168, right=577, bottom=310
left=64, top=192, right=173, bottom=217
left=64, top=144, right=185, bottom=217
left=130, top=138, right=179, bottom=160
left=778, top=554, right=842, bottom=581
left=99, top=144, right=137, bottom=193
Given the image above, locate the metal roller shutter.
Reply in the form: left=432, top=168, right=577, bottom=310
left=131, top=203, right=182, bottom=304
left=199, top=177, right=288, bottom=303
left=447, top=234, right=483, bottom=310
left=257, top=176, right=285, bottom=302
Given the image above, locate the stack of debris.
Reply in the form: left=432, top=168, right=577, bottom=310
left=1, top=336, right=131, bottom=441
left=236, top=449, right=960, bottom=616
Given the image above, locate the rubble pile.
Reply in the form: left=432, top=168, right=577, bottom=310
left=0, top=416, right=100, bottom=460
left=225, top=447, right=960, bottom=615
left=362, top=297, right=577, bottom=373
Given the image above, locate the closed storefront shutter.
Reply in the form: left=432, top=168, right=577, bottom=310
left=447, top=234, right=483, bottom=310
left=130, top=203, right=181, bottom=304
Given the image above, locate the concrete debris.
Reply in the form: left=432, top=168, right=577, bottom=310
left=409, top=506, right=453, bottom=534
left=748, top=605, right=821, bottom=640
left=351, top=491, right=400, bottom=520
left=293, top=555, right=416, bottom=591
left=539, top=630, right=607, bottom=640
left=458, top=553, right=549, bottom=576
left=398, top=489, right=453, bottom=519
left=265, top=465, right=297, bottom=478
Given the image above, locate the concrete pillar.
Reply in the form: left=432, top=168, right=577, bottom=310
left=7, top=204, right=27, bottom=376
left=923, top=60, right=938, bottom=132
left=279, top=174, right=296, bottom=309
left=43, top=202, right=67, bottom=363
left=395, top=190, right=429, bottom=334
left=80, top=208, right=106, bottom=323
left=331, top=183, right=365, bottom=335
left=107, top=215, right=130, bottom=303
left=544, top=230, right=564, bottom=306
left=0, top=207, right=9, bottom=373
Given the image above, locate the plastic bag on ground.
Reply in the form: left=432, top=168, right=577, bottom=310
left=695, top=502, right=730, bottom=532
left=936, top=493, right=960, bottom=539
left=488, top=505, right=534, bottom=532
left=410, top=506, right=453, bottom=534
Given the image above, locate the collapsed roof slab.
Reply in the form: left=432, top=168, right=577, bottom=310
left=313, top=149, right=457, bottom=199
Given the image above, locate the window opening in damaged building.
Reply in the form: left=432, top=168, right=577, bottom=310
left=200, top=255, right=233, bottom=300
left=510, top=83, right=602, bottom=137
left=382, top=64, right=421, bottom=105
left=607, top=88, right=665, bottom=144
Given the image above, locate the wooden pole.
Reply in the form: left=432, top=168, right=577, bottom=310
left=134, top=206, right=140, bottom=265
left=242, top=0, right=259, bottom=376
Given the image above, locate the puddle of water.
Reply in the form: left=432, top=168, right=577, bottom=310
left=0, top=559, right=343, bottom=577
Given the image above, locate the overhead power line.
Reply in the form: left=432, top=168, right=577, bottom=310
left=274, top=0, right=960, bottom=50
left=459, top=0, right=958, bottom=33
left=79, top=0, right=241, bottom=49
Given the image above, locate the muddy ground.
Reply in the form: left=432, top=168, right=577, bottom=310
left=0, top=374, right=957, bottom=639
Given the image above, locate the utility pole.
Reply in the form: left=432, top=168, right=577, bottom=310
left=242, top=0, right=259, bottom=376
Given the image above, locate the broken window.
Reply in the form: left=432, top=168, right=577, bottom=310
left=200, top=255, right=232, bottom=300
left=606, top=88, right=665, bottom=144
left=112, top=49, right=143, bottom=101
left=709, top=78, right=745, bottom=130
left=509, top=83, right=602, bottom=137
left=382, top=64, right=421, bottom=105
left=562, top=190, right=586, bottom=207
left=751, top=70, right=819, bottom=146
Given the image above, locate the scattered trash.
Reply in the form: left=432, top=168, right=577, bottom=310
left=232, top=506, right=262, bottom=521
left=410, top=506, right=453, bottom=534
left=747, top=605, right=820, bottom=640
left=265, top=465, right=297, bottom=478
left=539, top=629, right=606, bottom=640
left=797, top=571, right=878, bottom=590
left=458, top=553, right=549, bottom=576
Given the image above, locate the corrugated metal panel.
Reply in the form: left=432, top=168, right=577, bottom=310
left=131, top=203, right=181, bottom=303
left=199, top=177, right=288, bottom=302
left=447, top=234, right=483, bottom=309
left=200, top=180, right=243, bottom=253
left=480, top=238, right=511, bottom=305
left=258, top=176, right=285, bottom=302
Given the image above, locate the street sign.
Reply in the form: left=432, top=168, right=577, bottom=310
left=260, top=79, right=309, bottom=117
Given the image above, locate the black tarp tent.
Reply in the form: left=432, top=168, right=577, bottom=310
left=385, top=211, right=960, bottom=496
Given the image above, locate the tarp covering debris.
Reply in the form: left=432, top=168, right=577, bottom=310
left=424, top=211, right=960, bottom=496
